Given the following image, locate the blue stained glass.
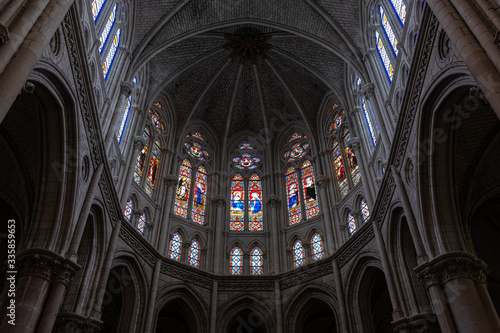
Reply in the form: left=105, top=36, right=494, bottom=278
left=103, top=28, right=121, bottom=80
left=375, top=31, right=393, bottom=82
left=348, top=211, right=357, bottom=236
left=117, top=95, right=132, bottom=144
left=92, top=0, right=106, bottom=22
left=311, top=233, right=324, bottom=261
left=123, top=197, right=133, bottom=222
left=137, top=211, right=146, bottom=235
left=250, top=247, right=263, bottom=275
left=390, top=0, right=407, bottom=25
left=169, top=233, right=182, bottom=261
left=293, top=240, right=305, bottom=268
left=360, top=198, right=370, bottom=223
left=99, top=4, right=117, bottom=54
left=380, top=6, right=398, bottom=57
left=188, top=239, right=201, bottom=268
left=230, top=247, right=243, bottom=275
left=361, top=98, right=377, bottom=147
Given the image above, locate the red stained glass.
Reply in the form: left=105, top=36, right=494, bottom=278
left=248, top=173, right=263, bottom=231
left=333, top=141, right=349, bottom=197
left=134, top=128, right=150, bottom=184
left=174, top=160, right=192, bottom=218
left=286, top=167, right=301, bottom=225
left=145, top=140, right=160, bottom=197
left=343, top=129, right=361, bottom=186
left=230, top=173, right=245, bottom=231
left=301, top=160, right=319, bottom=219
left=191, top=166, right=207, bottom=224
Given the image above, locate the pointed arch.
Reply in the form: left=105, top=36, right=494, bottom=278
left=174, top=159, right=192, bottom=218
left=360, top=197, right=370, bottom=223
left=333, top=141, right=348, bottom=197
left=144, top=139, right=161, bottom=197
left=98, top=3, right=117, bottom=54
left=343, top=128, right=361, bottom=186
left=103, top=28, right=121, bottom=80
left=91, top=0, right=107, bottom=22
left=230, top=246, right=243, bottom=275
left=169, top=232, right=182, bottom=261
left=117, top=95, right=132, bottom=144
left=123, top=197, right=133, bottom=223
left=134, top=127, right=151, bottom=184
left=347, top=210, right=357, bottom=236
left=250, top=246, right=263, bottom=275
left=137, top=210, right=146, bottom=235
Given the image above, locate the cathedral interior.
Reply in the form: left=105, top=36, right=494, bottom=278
left=1, top=0, right=500, bottom=332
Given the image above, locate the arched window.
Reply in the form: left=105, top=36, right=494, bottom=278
left=343, top=129, right=361, bottom=186
left=92, top=0, right=106, bottom=21
left=188, top=239, right=201, bottom=268
left=301, top=160, right=319, bottom=219
left=230, top=173, right=245, bottom=231
left=283, top=133, right=319, bottom=225
left=98, top=3, right=117, bottom=54
left=123, top=197, right=133, bottom=222
left=380, top=5, right=398, bottom=56
left=102, top=28, right=121, bottom=80
left=360, top=198, right=371, bottom=223
left=117, top=95, right=132, bottom=144
left=329, top=111, right=362, bottom=198
left=230, top=247, right=243, bottom=275
left=134, top=128, right=150, bottom=184
left=347, top=211, right=357, bottom=236
left=248, top=173, right=263, bottom=231
left=293, top=240, right=305, bottom=268
left=375, top=30, right=393, bottom=82
left=355, top=75, right=378, bottom=147
left=169, top=233, right=182, bottom=261
left=144, top=140, right=161, bottom=197
left=174, top=159, right=192, bottom=218
left=191, top=166, right=207, bottom=224
left=390, top=0, right=407, bottom=25
left=137, top=211, right=146, bottom=235
left=286, top=167, right=301, bottom=225
left=311, top=233, right=324, bottom=261
left=229, top=144, right=263, bottom=231
left=250, top=247, right=263, bottom=275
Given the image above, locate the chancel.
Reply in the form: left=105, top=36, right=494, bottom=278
left=1, top=0, right=500, bottom=332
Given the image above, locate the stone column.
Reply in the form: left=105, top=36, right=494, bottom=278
left=372, top=221, right=404, bottom=321
left=347, top=136, right=375, bottom=208
left=120, top=136, right=146, bottom=207
left=104, top=82, right=133, bottom=150
left=209, top=280, right=218, bottom=333
left=212, top=196, right=226, bottom=274
left=0, top=250, right=76, bottom=332
left=158, top=175, right=179, bottom=256
left=315, top=176, right=335, bottom=254
left=332, top=260, right=349, bottom=332
left=275, top=280, right=283, bottom=333
left=143, top=259, right=162, bottom=333
left=416, top=252, right=499, bottom=332
left=425, top=0, right=500, bottom=120
left=53, top=313, right=102, bottom=333
left=362, top=82, right=394, bottom=144
left=91, top=222, right=122, bottom=320
left=37, top=261, right=80, bottom=332
left=267, top=195, right=281, bottom=274
left=0, top=0, right=75, bottom=125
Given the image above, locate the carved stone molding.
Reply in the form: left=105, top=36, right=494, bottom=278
left=392, top=313, right=439, bottom=333
left=218, top=281, right=274, bottom=291
left=120, top=81, right=133, bottom=96
left=160, top=261, right=212, bottom=289
left=416, top=253, right=488, bottom=288
left=0, top=23, right=10, bottom=44
left=280, top=262, right=333, bottom=289
left=54, top=313, right=102, bottom=333
left=134, top=135, right=146, bottom=150
left=266, top=195, right=281, bottom=208
left=164, top=174, right=178, bottom=187
left=361, top=82, right=375, bottom=98
left=213, top=195, right=227, bottom=207
left=17, top=249, right=79, bottom=284
left=316, top=175, right=329, bottom=188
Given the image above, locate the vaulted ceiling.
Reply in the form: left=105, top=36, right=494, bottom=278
left=128, top=0, right=366, bottom=143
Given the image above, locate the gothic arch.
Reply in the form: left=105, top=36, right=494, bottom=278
left=217, top=294, right=276, bottom=333
left=154, top=283, right=209, bottom=333
left=283, top=284, right=339, bottom=332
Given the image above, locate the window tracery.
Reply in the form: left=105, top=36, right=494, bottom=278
left=293, top=240, right=305, bottom=268
left=188, top=239, right=201, bottom=268
left=250, top=247, right=263, bottom=275
left=311, top=233, right=324, bottom=261
left=347, top=211, right=357, bottom=236
left=123, top=197, right=133, bottom=222
left=169, top=232, right=182, bottom=261
left=360, top=198, right=371, bottom=223
left=137, top=211, right=146, bottom=235
left=230, top=246, right=243, bottom=275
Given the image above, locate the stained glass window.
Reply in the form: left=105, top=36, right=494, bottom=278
left=361, top=98, right=377, bottom=147
left=117, top=95, right=132, bottom=144
left=301, top=160, right=319, bottom=219
left=149, top=109, right=165, bottom=133
left=144, top=140, right=161, bottom=197
left=343, top=129, right=361, bottom=186
left=347, top=211, right=357, bottom=236
left=137, top=211, right=146, bottom=235
left=230, top=173, right=245, bottom=231
left=360, top=198, right=370, bottom=223
left=233, top=153, right=260, bottom=170
left=375, top=31, right=393, bottom=82
left=92, top=0, right=106, bottom=21
left=188, top=239, right=200, bottom=268
left=169, top=232, right=182, bottom=261
left=174, top=160, right=192, bottom=218
left=239, top=143, right=254, bottom=149
left=250, top=247, right=263, bottom=275
left=191, top=166, right=207, bottom=224
left=103, top=28, right=120, bottom=80
left=155, top=101, right=162, bottom=109
left=134, top=128, right=150, bottom=184
left=380, top=6, right=398, bottom=56
left=333, top=142, right=349, bottom=197
left=289, top=133, right=307, bottom=142
left=230, top=247, right=243, bottom=275
left=286, top=167, right=301, bottom=225
left=329, top=112, right=344, bottom=134
left=293, top=240, right=305, bottom=268
left=284, top=143, right=309, bottom=162
left=390, top=0, right=407, bottom=25
left=248, top=173, right=263, bottom=231
left=98, top=4, right=117, bottom=54
left=184, top=142, right=210, bottom=161
left=311, top=233, right=324, bottom=261
left=123, top=197, right=133, bottom=223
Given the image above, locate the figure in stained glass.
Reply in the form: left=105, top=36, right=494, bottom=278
left=248, top=173, right=264, bottom=231
left=230, top=174, right=245, bottom=231
left=174, top=160, right=192, bottom=218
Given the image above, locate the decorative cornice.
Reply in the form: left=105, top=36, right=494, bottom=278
left=160, top=261, right=212, bottom=289
left=55, top=313, right=102, bottom=333
left=280, top=261, right=333, bottom=289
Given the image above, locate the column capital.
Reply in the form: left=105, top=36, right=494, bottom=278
left=134, top=136, right=146, bottom=149
left=416, top=252, right=488, bottom=287
left=120, top=81, right=133, bottom=96
left=17, top=249, right=79, bottom=283
left=316, top=175, right=329, bottom=188
left=54, top=313, right=103, bottom=333
left=363, top=48, right=375, bottom=61
left=0, top=23, right=10, bottom=44
left=361, top=82, right=375, bottom=98
left=266, top=195, right=281, bottom=208
left=164, top=174, right=178, bottom=187
left=213, top=195, right=227, bottom=207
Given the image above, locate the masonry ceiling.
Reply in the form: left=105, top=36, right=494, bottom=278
left=130, top=0, right=365, bottom=141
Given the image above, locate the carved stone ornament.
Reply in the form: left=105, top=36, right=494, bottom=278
left=266, top=195, right=281, bottom=208
left=0, top=23, right=10, bottom=44
left=416, top=253, right=488, bottom=288
left=213, top=195, right=227, bottom=207
left=315, top=175, right=329, bottom=188
left=54, top=313, right=102, bottom=333
left=361, top=82, right=375, bottom=98
left=164, top=174, right=178, bottom=187
left=120, top=81, right=133, bottom=96
left=17, top=249, right=79, bottom=283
